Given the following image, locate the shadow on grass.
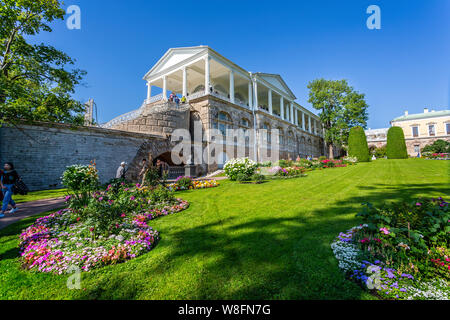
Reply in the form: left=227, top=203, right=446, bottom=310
left=73, top=181, right=449, bottom=300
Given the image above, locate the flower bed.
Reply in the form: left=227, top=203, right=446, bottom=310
left=19, top=197, right=189, bottom=274
left=331, top=198, right=449, bottom=300
left=167, top=177, right=219, bottom=191
left=19, top=166, right=190, bottom=274
left=422, top=152, right=449, bottom=160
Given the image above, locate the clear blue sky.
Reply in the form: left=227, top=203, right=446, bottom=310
left=34, top=0, right=449, bottom=128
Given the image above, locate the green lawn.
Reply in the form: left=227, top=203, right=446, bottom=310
left=0, top=159, right=448, bottom=300
left=12, top=188, right=68, bottom=203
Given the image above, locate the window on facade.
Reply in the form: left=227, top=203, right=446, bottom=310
left=240, top=118, right=250, bottom=147
left=428, top=125, right=435, bottom=137
left=414, top=145, right=420, bottom=154
left=262, top=123, right=271, bottom=144
left=447, top=123, right=450, bottom=135
left=240, top=118, right=250, bottom=128
left=217, top=112, right=232, bottom=137
left=412, top=126, right=419, bottom=137
left=278, top=128, right=284, bottom=145
left=288, top=131, right=294, bottom=146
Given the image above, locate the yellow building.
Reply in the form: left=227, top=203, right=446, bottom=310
left=390, top=108, right=450, bottom=156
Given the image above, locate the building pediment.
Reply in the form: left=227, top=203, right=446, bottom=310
left=254, top=73, right=296, bottom=100
left=144, top=46, right=208, bottom=80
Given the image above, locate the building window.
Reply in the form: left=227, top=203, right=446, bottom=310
left=414, top=145, right=420, bottom=155
left=216, top=112, right=232, bottom=137
left=262, top=123, right=271, bottom=144
left=278, top=128, right=284, bottom=145
left=240, top=118, right=250, bottom=147
left=428, top=124, right=435, bottom=137
left=411, top=126, right=419, bottom=137
left=446, top=123, right=450, bottom=135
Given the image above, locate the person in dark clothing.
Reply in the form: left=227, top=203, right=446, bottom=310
left=1, top=162, right=19, bottom=217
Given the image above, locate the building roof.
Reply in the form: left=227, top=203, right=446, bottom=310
left=392, top=109, right=450, bottom=122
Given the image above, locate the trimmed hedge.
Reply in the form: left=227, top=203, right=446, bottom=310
left=348, top=126, right=370, bottom=162
left=386, top=126, right=408, bottom=159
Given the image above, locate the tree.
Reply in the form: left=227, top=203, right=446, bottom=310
left=0, top=0, right=86, bottom=125
left=386, top=127, right=408, bottom=159
left=348, top=126, right=370, bottom=162
left=421, top=139, right=450, bottom=154
left=307, top=79, right=368, bottom=159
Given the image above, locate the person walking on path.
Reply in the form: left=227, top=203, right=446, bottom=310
left=1, top=162, right=19, bottom=218
left=116, top=162, right=127, bottom=179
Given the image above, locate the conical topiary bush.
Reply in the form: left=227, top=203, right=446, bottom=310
left=386, top=126, right=408, bottom=159
left=348, top=126, right=370, bottom=162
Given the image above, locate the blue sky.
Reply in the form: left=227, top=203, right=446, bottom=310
left=34, top=0, right=449, bottom=128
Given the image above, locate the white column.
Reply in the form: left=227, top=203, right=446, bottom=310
left=308, top=115, right=312, bottom=133
left=182, top=67, right=187, bottom=97
left=294, top=108, right=298, bottom=126
left=280, top=97, right=284, bottom=119
left=205, top=56, right=210, bottom=95
left=162, top=76, right=167, bottom=100
left=248, top=81, right=253, bottom=108
left=146, top=82, right=151, bottom=101
left=253, top=81, right=258, bottom=109
left=290, top=103, right=294, bottom=124
left=229, top=70, right=235, bottom=103
left=302, top=112, right=306, bottom=131
left=268, top=89, right=273, bottom=114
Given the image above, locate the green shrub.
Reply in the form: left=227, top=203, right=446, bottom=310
left=144, top=166, right=161, bottom=187
left=251, top=173, right=266, bottom=183
left=149, top=185, right=175, bottom=204
left=62, top=162, right=99, bottom=207
left=386, top=127, right=408, bottom=159
left=348, top=126, right=370, bottom=162
left=373, top=146, right=387, bottom=158
left=175, top=176, right=193, bottom=189
left=318, top=156, right=327, bottom=161
left=236, top=172, right=252, bottom=182
left=422, top=139, right=450, bottom=154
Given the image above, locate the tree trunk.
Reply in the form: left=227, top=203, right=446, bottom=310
left=328, top=143, right=334, bottom=159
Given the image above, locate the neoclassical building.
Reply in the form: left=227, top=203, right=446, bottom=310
left=102, top=46, right=325, bottom=174
left=366, top=108, right=450, bottom=157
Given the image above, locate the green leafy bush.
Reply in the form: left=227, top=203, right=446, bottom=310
left=144, top=166, right=161, bottom=187
left=175, top=176, right=193, bottom=190
left=422, top=139, right=450, bottom=154
left=348, top=126, right=370, bottom=162
left=61, top=162, right=99, bottom=207
left=149, top=185, right=175, bottom=204
left=386, top=127, right=408, bottom=159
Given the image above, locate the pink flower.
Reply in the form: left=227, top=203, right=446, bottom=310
left=380, top=227, right=390, bottom=235
left=416, top=202, right=421, bottom=206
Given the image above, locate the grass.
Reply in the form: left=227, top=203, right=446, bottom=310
left=0, top=159, right=448, bottom=300
left=12, top=188, right=68, bottom=203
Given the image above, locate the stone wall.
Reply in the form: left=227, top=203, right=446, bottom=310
left=0, top=123, right=171, bottom=191
left=109, top=102, right=190, bottom=136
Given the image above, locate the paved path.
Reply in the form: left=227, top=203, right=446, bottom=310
left=0, top=197, right=66, bottom=230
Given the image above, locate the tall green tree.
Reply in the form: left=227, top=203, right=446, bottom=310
left=0, top=0, right=86, bottom=125
left=307, top=79, right=368, bottom=159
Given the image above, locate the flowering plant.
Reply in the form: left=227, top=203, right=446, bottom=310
left=19, top=184, right=189, bottom=274
left=332, top=198, right=449, bottom=300
left=224, top=158, right=258, bottom=181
